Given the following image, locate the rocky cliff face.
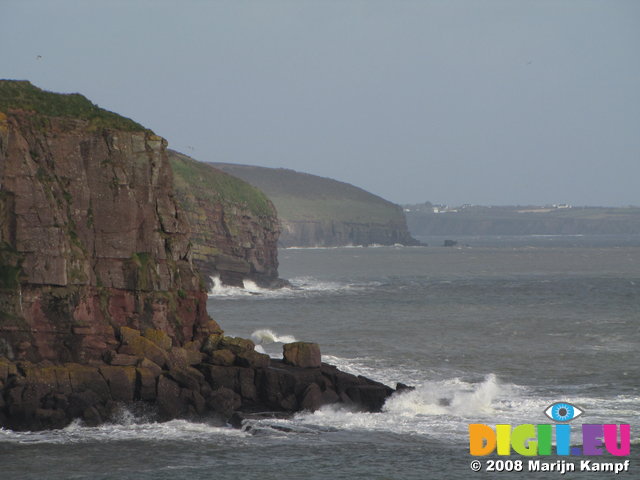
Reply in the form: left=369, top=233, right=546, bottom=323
left=279, top=218, right=418, bottom=248
left=212, top=163, right=420, bottom=248
left=168, top=151, right=283, bottom=288
left=0, top=83, right=220, bottom=364
left=0, top=81, right=395, bottom=431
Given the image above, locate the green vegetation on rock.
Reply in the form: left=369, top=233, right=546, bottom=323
left=212, top=163, right=401, bottom=223
left=169, top=151, right=275, bottom=219
left=211, top=163, right=419, bottom=247
left=0, top=80, right=148, bottom=132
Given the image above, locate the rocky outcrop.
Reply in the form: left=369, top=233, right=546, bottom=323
left=0, top=81, right=395, bottom=431
left=212, top=163, right=420, bottom=247
left=283, top=342, right=321, bottom=368
left=0, top=81, right=220, bottom=365
left=0, top=329, right=394, bottom=430
left=168, top=151, right=283, bottom=288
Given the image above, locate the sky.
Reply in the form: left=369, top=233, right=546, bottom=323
left=1, top=0, right=639, bottom=207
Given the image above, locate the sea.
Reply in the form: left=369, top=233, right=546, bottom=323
left=1, top=235, right=638, bottom=479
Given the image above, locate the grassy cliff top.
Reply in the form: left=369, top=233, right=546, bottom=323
left=169, top=151, right=276, bottom=219
left=212, top=163, right=403, bottom=223
left=0, top=80, right=148, bottom=132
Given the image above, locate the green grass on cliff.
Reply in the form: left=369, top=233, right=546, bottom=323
left=212, top=163, right=403, bottom=223
left=169, top=151, right=275, bottom=219
left=0, top=80, right=148, bottom=132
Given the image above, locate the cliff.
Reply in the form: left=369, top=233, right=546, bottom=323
left=0, top=81, right=395, bottom=430
left=212, top=163, right=420, bottom=247
left=168, top=151, right=283, bottom=288
left=0, top=81, right=221, bottom=365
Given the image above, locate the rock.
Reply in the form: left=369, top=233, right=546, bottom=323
left=82, top=406, right=102, bottom=426
left=235, top=350, right=271, bottom=369
left=99, top=366, right=136, bottom=403
left=283, top=342, right=321, bottom=368
left=119, top=327, right=141, bottom=345
left=143, top=328, right=172, bottom=351
left=300, top=383, right=322, bottom=411
left=67, top=364, right=110, bottom=400
left=136, top=367, right=158, bottom=401
left=106, top=352, right=139, bottom=366
left=345, top=384, right=394, bottom=413
left=201, top=334, right=223, bottom=355
left=0, top=87, right=214, bottom=365
left=395, top=382, right=415, bottom=392
left=206, top=387, right=241, bottom=419
left=169, top=151, right=283, bottom=290
left=168, top=366, right=203, bottom=391
left=138, top=358, right=162, bottom=377
left=119, top=335, right=169, bottom=369
left=207, top=349, right=236, bottom=367
left=237, top=368, right=257, bottom=401
left=218, top=336, right=255, bottom=354
left=200, top=365, right=241, bottom=392
left=156, top=375, right=185, bottom=419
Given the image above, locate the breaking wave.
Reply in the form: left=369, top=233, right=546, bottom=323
left=208, top=275, right=380, bottom=299
left=0, top=407, right=246, bottom=445
left=251, top=329, right=297, bottom=345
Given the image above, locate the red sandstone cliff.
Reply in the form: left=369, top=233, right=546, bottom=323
left=169, top=150, right=283, bottom=289
left=0, top=82, right=393, bottom=431
left=0, top=99, right=220, bottom=364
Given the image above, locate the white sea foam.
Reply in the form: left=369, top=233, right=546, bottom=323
left=0, top=409, right=246, bottom=445
left=239, top=374, right=520, bottom=442
left=251, top=328, right=297, bottom=345
left=208, top=275, right=379, bottom=299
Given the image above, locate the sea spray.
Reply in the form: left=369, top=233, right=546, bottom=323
left=208, top=275, right=380, bottom=299
left=0, top=415, right=247, bottom=445
left=251, top=329, right=297, bottom=345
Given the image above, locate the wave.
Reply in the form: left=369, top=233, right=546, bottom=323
left=240, top=367, right=640, bottom=443
left=208, top=275, right=380, bottom=299
left=238, top=374, right=511, bottom=441
left=0, top=408, right=246, bottom=445
left=251, top=329, right=297, bottom=345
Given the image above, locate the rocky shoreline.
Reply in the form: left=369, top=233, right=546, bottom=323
left=0, top=81, right=397, bottom=433
left=0, top=326, right=395, bottom=431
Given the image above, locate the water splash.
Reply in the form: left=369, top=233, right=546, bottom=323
left=251, top=329, right=297, bottom=345
left=208, top=275, right=379, bottom=299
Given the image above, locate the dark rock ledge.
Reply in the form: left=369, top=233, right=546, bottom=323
left=0, top=329, right=394, bottom=431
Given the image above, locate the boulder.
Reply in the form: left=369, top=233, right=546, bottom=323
left=201, top=333, right=223, bottom=354
left=156, top=375, right=185, bottom=419
left=143, top=328, right=172, bottom=351
left=136, top=367, right=158, bottom=401
left=106, top=352, right=138, bottom=366
left=235, top=350, right=271, bottom=369
left=206, top=387, right=241, bottom=418
left=208, top=349, right=236, bottom=367
left=118, top=335, right=169, bottom=369
left=218, top=336, right=255, bottom=354
left=282, top=342, right=321, bottom=368
left=99, top=366, right=137, bottom=403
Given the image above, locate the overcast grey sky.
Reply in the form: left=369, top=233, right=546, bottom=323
left=2, top=0, right=639, bottom=206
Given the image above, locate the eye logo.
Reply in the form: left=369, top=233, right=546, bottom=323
left=544, top=402, right=583, bottom=422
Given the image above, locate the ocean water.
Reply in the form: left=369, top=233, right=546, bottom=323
left=1, top=236, right=639, bottom=479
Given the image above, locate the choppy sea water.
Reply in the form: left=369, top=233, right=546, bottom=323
left=1, top=236, right=639, bottom=479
